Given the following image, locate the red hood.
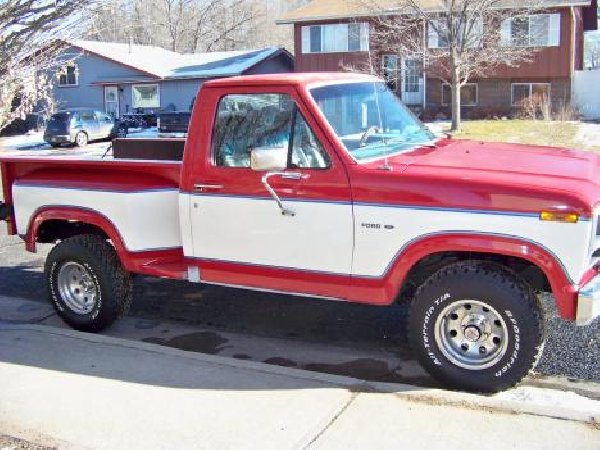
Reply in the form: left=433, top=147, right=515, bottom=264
left=354, top=139, right=600, bottom=217
left=411, top=140, right=599, bottom=183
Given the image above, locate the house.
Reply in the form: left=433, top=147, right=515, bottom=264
left=52, top=40, right=294, bottom=117
left=277, top=0, right=598, bottom=117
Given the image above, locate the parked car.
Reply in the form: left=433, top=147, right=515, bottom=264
left=1, top=73, right=599, bottom=393
left=157, top=111, right=191, bottom=135
left=44, top=108, right=119, bottom=147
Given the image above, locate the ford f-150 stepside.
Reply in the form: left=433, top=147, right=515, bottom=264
left=1, top=73, right=599, bottom=392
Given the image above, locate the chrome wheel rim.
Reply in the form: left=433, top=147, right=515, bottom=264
left=77, top=133, right=87, bottom=146
left=57, top=262, right=98, bottom=315
left=434, top=300, right=509, bottom=370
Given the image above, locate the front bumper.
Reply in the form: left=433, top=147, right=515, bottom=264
left=44, top=134, right=71, bottom=144
left=577, top=273, right=600, bottom=326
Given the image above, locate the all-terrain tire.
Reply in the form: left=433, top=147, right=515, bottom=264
left=45, top=234, right=132, bottom=332
left=408, top=261, right=544, bottom=393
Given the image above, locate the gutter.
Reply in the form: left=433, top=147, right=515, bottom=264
left=276, top=1, right=592, bottom=25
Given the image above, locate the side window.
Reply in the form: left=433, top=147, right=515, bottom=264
left=213, top=93, right=293, bottom=168
left=291, top=112, right=330, bottom=169
left=79, top=110, right=95, bottom=121
left=213, top=93, right=330, bottom=169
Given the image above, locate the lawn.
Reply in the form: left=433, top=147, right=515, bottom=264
left=445, top=120, right=600, bottom=152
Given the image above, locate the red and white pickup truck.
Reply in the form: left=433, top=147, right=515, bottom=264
left=1, top=73, right=599, bottom=392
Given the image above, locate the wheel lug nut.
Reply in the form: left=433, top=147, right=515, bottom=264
left=479, top=346, right=486, bottom=354
left=461, top=343, right=469, bottom=351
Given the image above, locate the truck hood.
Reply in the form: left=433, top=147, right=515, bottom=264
left=357, top=139, right=600, bottom=216
left=409, top=139, right=599, bottom=183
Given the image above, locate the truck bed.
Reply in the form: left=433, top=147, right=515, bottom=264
left=0, top=155, right=182, bottom=245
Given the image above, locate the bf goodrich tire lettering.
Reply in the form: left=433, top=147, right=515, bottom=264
left=408, top=261, right=544, bottom=393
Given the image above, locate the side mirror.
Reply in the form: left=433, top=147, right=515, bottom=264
left=250, top=146, right=287, bottom=171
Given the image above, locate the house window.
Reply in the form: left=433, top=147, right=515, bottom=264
left=442, top=83, right=478, bottom=106
left=302, top=23, right=369, bottom=53
left=428, top=18, right=483, bottom=49
left=382, top=55, right=399, bottom=89
left=132, top=84, right=160, bottom=108
left=501, top=14, right=560, bottom=47
left=511, top=83, right=550, bottom=106
left=58, top=64, right=78, bottom=86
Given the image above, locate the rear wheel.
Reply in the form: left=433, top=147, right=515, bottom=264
left=408, top=261, right=544, bottom=393
left=45, top=234, right=132, bottom=332
left=75, top=131, right=88, bottom=147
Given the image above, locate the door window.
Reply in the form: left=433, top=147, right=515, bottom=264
left=212, top=93, right=329, bottom=169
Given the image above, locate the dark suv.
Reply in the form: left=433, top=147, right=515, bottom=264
left=44, top=108, right=118, bottom=147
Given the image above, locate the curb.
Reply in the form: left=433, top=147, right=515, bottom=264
left=1, top=323, right=598, bottom=424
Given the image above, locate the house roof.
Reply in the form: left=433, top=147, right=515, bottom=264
left=69, top=40, right=291, bottom=80
left=277, top=0, right=593, bottom=24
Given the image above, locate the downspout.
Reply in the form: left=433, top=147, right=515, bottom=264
left=570, top=6, right=576, bottom=107
left=422, top=20, right=427, bottom=110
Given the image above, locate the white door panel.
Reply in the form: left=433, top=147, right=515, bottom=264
left=190, top=195, right=353, bottom=274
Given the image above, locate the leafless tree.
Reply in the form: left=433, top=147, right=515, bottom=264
left=362, top=0, right=548, bottom=130
left=87, top=0, right=272, bottom=53
left=0, top=0, right=90, bottom=131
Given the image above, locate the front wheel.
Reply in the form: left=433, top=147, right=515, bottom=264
left=45, top=234, right=132, bottom=332
left=408, top=261, right=544, bottom=393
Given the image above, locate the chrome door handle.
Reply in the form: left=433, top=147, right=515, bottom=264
left=280, top=172, right=310, bottom=180
left=193, top=184, right=224, bottom=192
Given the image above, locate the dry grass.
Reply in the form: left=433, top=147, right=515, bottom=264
left=448, top=120, right=600, bottom=152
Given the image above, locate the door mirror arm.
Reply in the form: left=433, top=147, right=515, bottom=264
left=261, top=172, right=306, bottom=217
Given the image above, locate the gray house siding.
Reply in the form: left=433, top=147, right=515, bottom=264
left=53, top=48, right=155, bottom=114
left=244, top=55, right=294, bottom=75
left=159, top=79, right=203, bottom=111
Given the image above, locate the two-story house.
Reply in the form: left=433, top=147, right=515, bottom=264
left=277, top=0, right=598, bottom=117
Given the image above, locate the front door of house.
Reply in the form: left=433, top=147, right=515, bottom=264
left=401, top=57, right=424, bottom=105
left=104, top=86, right=119, bottom=117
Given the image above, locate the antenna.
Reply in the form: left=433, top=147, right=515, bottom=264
left=367, top=47, right=391, bottom=171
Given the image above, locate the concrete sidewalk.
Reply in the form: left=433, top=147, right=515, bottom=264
left=0, top=324, right=598, bottom=449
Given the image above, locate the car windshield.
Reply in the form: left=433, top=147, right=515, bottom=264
left=309, top=82, right=435, bottom=161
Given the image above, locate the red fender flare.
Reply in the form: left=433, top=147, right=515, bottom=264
left=357, top=232, right=576, bottom=320
left=25, top=206, right=129, bottom=262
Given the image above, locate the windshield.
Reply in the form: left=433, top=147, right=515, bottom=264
left=310, top=82, right=435, bottom=161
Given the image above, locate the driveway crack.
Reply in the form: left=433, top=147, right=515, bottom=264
left=303, top=391, right=359, bottom=449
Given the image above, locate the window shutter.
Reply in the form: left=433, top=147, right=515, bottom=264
left=360, top=23, right=369, bottom=51
left=548, top=13, right=560, bottom=46
left=428, top=21, right=439, bottom=48
left=500, top=18, right=511, bottom=46
left=302, top=26, right=310, bottom=53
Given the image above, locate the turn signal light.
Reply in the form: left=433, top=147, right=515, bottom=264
left=539, top=211, right=579, bottom=223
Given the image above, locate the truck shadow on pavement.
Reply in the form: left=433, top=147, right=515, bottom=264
left=0, top=265, right=442, bottom=389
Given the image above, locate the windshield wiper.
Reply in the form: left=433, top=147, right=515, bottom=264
left=359, top=126, right=380, bottom=147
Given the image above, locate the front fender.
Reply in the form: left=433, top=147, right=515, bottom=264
left=357, top=232, right=576, bottom=320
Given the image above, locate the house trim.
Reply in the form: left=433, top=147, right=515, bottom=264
left=276, top=1, right=592, bottom=24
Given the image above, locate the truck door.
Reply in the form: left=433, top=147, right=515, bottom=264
left=188, top=91, right=353, bottom=276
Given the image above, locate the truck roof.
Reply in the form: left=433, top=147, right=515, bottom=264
left=203, top=72, right=380, bottom=88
